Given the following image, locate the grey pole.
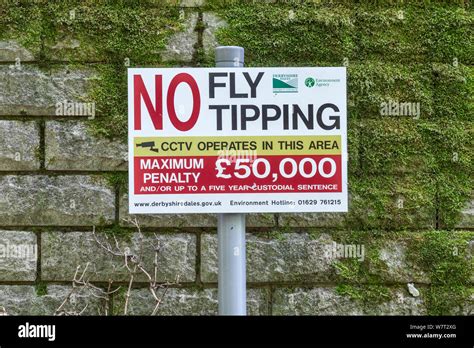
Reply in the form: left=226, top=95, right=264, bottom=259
left=215, top=46, right=246, bottom=316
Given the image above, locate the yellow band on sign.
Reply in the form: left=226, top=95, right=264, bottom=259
left=134, top=136, right=341, bottom=157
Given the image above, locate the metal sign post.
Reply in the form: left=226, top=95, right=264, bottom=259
left=215, top=46, right=246, bottom=316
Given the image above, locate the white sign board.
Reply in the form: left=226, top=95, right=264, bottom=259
left=128, top=67, right=347, bottom=214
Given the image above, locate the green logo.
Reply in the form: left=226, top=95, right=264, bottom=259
left=273, top=74, right=298, bottom=93
left=305, top=77, right=315, bottom=87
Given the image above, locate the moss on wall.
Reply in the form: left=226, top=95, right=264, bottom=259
left=0, top=3, right=44, bottom=59
left=347, top=174, right=436, bottom=230
left=348, top=62, right=434, bottom=119
left=35, top=282, right=48, bottom=297
left=105, top=172, right=128, bottom=193
left=331, top=229, right=473, bottom=314
left=406, top=231, right=473, bottom=315
left=432, top=64, right=473, bottom=121
left=211, top=1, right=471, bottom=64
left=1, top=1, right=184, bottom=139
left=211, top=3, right=355, bottom=66
left=332, top=230, right=393, bottom=305
left=210, top=1, right=472, bottom=230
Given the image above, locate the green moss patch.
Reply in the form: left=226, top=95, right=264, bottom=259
left=348, top=62, right=433, bottom=119
left=432, top=64, right=473, bottom=120
left=352, top=5, right=430, bottom=63
left=406, top=230, right=473, bottom=315
left=426, top=6, right=473, bottom=65
left=0, top=3, right=44, bottom=59
left=35, top=282, right=48, bottom=297
left=332, top=230, right=392, bottom=304
left=89, top=64, right=128, bottom=139
left=360, top=119, right=434, bottom=173
left=97, top=223, right=134, bottom=241
left=1, top=2, right=185, bottom=141
left=347, top=174, right=436, bottom=230
left=213, top=3, right=355, bottom=66
left=105, top=172, right=128, bottom=193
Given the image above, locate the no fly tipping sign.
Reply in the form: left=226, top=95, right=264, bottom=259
left=128, top=67, right=347, bottom=214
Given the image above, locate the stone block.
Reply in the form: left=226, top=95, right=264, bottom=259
left=41, top=231, right=196, bottom=283
left=0, top=120, right=40, bottom=170
left=0, top=175, right=115, bottom=226
left=0, top=65, right=93, bottom=116
left=45, top=121, right=127, bottom=171
left=0, top=231, right=37, bottom=281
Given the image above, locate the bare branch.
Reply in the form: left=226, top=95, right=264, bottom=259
left=58, top=220, right=181, bottom=316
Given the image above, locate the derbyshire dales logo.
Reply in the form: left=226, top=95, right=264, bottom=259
left=273, top=74, right=298, bottom=93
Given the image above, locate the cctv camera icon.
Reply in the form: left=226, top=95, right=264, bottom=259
left=136, top=141, right=159, bottom=153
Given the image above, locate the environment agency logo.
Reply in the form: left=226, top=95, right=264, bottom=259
left=273, top=73, right=298, bottom=93
left=305, top=77, right=315, bottom=87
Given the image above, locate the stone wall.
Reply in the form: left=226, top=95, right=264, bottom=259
left=0, top=1, right=472, bottom=315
